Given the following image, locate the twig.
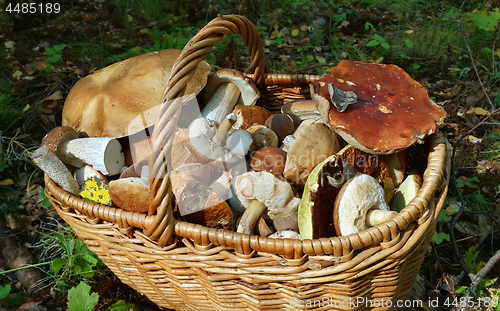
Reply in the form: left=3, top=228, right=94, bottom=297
left=459, top=249, right=500, bottom=311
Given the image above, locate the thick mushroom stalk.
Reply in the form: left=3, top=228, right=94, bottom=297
left=202, top=69, right=260, bottom=123
left=234, top=171, right=300, bottom=234
left=237, top=200, right=268, bottom=235
left=334, top=174, right=397, bottom=236
left=188, top=115, right=242, bottom=167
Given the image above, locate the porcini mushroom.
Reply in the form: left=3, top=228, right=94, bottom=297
left=201, top=69, right=260, bottom=124
left=281, top=99, right=321, bottom=124
left=333, top=174, right=397, bottom=236
left=311, top=60, right=447, bottom=154
left=108, top=177, right=151, bottom=213
left=283, top=122, right=342, bottom=186
left=232, top=105, right=273, bottom=130
left=171, top=171, right=233, bottom=230
left=62, top=49, right=211, bottom=165
left=265, top=113, right=295, bottom=143
left=298, top=145, right=394, bottom=239
left=234, top=171, right=300, bottom=235
left=187, top=115, right=243, bottom=168
left=250, top=146, right=287, bottom=175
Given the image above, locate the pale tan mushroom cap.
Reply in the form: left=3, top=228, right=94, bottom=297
left=234, top=171, right=299, bottom=220
left=62, top=49, right=211, bottom=138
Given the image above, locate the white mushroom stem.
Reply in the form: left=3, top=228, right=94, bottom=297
left=32, top=145, right=80, bottom=195
left=237, top=200, right=267, bottom=235
left=58, top=137, right=125, bottom=175
left=365, top=210, right=398, bottom=227
left=212, top=113, right=237, bottom=145
left=202, top=82, right=241, bottom=123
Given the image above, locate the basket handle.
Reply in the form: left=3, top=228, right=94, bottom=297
left=145, top=15, right=270, bottom=246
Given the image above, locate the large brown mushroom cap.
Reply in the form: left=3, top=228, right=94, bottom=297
left=311, top=60, right=446, bottom=154
left=62, top=49, right=211, bottom=138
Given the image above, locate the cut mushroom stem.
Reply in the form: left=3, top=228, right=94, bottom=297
left=236, top=199, right=267, bottom=235
left=202, top=82, right=241, bottom=123
left=365, top=210, right=398, bottom=226
left=57, top=137, right=125, bottom=175
left=212, top=113, right=237, bottom=145
left=32, top=145, right=80, bottom=195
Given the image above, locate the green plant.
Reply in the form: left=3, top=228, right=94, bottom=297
left=42, top=226, right=106, bottom=291
left=38, top=188, right=52, bottom=208
left=68, top=282, right=99, bottom=311
left=432, top=210, right=451, bottom=244
left=106, top=300, right=140, bottom=311
left=0, top=285, right=11, bottom=300
left=42, top=44, right=66, bottom=73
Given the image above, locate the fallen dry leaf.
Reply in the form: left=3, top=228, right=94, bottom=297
left=5, top=41, right=15, bottom=49
left=0, top=179, right=14, bottom=186
left=467, top=107, right=490, bottom=116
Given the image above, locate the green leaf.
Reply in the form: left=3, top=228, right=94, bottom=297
left=45, top=54, right=62, bottom=63
left=364, top=22, right=375, bottom=31
left=8, top=295, right=23, bottom=307
left=0, top=284, right=11, bottom=299
left=333, top=13, right=346, bottom=22
left=413, top=63, right=421, bottom=70
left=45, top=47, right=55, bottom=55
left=42, top=197, right=52, bottom=208
left=68, top=282, right=99, bottom=311
left=53, top=44, right=66, bottom=53
left=405, top=39, right=414, bottom=48
left=455, top=286, right=469, bottom=294
left=373, top=34, right=385, bottom=42
left=380, top=42, right=390, bottom=49
left=0, top=163, right=8, bottom=172
left=51, top=258, right=68, bottom=274
left=366, top=40, right=380, bottom=47
left=432, top=231, right=450, bottom=244
left=108, top=55, right=121, bottom=63
left=470, top=176, right=480, bottom=183
left=106, top=300, right=139, bottom=311
left=439, top=210, right=451, bottom=222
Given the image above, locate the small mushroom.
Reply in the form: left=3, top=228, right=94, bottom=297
left=283, top=122, right=342, bottom=186
left=201, top=69, right=260, bottom=123
left=250, top=146, right=287, bottom=175
left=40, top=126, right=80, bottom=157
left=187, top=114, right=243, bottom=168
left=265, top=114, right=295, bottom=143
left=171, top=171, right=233, bottom=230
left=232, top=105, right=273, bottom=130
left=281, top=100, right=321, bottom=125
left=225, top=130, right=253, bottom=156
left=334, top=174, right=397, bottom=236
left=234, top=171, right=300, bottom=235
left=246, top=125, right=279, bottom=151
left=74, top=165, right=109, bottom=185
left=108, top=177, right=151, bottom=213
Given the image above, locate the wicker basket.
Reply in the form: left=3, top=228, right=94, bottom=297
left=45, top=15, right=451, bottom=310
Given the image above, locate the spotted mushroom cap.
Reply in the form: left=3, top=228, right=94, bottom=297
left=311, top=60, right=446, bottom=154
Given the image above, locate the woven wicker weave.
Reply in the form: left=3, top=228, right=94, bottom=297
left=45, top=15, right=451, bottom=310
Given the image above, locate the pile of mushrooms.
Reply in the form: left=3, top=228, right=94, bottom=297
left=36, top=56, right=447, bottom=240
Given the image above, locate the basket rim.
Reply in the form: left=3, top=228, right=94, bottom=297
left=44, top=128, right=450, bottom=258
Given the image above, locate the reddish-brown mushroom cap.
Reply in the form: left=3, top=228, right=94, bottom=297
left=311, top=60, right=447, bottom=154
left=40, top=126, right=79, bottom=154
